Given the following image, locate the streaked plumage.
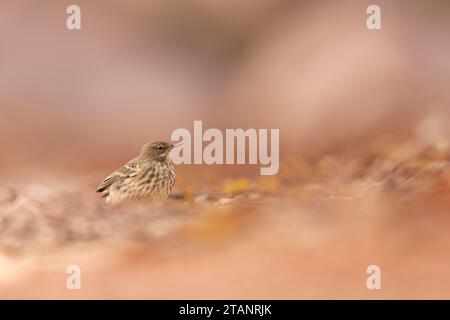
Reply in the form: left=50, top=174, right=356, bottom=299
left=96, top=141, right=176, bottom=204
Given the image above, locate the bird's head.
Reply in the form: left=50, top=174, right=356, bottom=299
left=141, top=141, right=178, bottom=162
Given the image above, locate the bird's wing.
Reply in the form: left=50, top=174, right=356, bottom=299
left=96, top=157, right=139, bottom=196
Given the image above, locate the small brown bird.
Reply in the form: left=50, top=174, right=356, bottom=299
left=96, top=141, right=177, bottom=204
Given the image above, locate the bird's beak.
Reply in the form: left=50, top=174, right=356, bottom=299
left=172, top=142, right=183, bottom=148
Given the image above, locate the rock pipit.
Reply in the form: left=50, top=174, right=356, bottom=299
left=96, top=141, right=178, bottom=204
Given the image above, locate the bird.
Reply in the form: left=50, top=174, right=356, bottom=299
left=96, top=141, right=178, bottom=204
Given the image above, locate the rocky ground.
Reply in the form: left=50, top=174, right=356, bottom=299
left=1, top=135, right=450, bottom=299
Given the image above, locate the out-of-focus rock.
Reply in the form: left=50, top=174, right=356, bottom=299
left=215, top=198, right=235, bottom=207
left=22, top=184, right=54, bottom=203
left=0, top=189, right=16, bottom=203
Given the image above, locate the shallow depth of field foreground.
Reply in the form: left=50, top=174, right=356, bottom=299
left=1, top=0, right=450, bottom=299
left=1, top=132, right=450, bottom=299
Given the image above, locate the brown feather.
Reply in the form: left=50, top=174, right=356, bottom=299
left=96, top=141, right=176, bottom=203
left=96, top=157, right=139, bottom=197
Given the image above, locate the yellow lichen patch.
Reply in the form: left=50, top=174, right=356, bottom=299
left=222, top=179, right=251, bottom=196
left=182, top=185, right=196, bottom=203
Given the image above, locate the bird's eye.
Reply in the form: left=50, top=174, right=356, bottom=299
left=158, top=146, right=164, bottom=151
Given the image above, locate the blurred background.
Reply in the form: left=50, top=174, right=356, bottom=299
left=1, top=0, right=449, bottom=174
left=0, top=0, right=450, bottom=299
